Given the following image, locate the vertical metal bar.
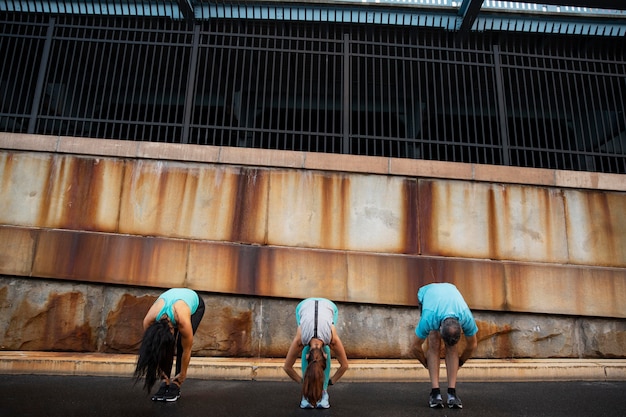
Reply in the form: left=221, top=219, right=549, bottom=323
left=273, top=25, right=285, bottom=149
left=28, top=17, right=55, bottom=134
left=342, top=32, right=350, bottom=154
left=139, top=21, right=150, bottom=140
left=182, top=24, right=200, bottom=144
left=534, top=49, right=546, bottom=168
left=222, top=25, right=237, bottom=145
left=144, top=25, right=157, bottom=140
left=264, top=25, right=274, bottom=148
left=431, top=35, right=440, bottom=160
left=492, top=44, right=510, bottom=166
left=563, top=49, right=587, bottom=169
left=261, top=27, right=276, bottom=149
left=439, top=34, right=447, bottom=161
left=521, top=45, right=534, bottom=168
left=449, top=48, right=460, bottom=162
left=595, top=58, right=612, bottom=171
left=552, top=55, right=565, bottom=168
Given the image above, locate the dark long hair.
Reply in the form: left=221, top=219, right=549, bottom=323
left=302, top=347, right=326, bottom=407
left=133, top=318, right=175, bottom=393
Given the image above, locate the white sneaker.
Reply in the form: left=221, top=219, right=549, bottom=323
left=316, top=390, right=330, bottom=409
left=300, top=396, right=314, bottom=409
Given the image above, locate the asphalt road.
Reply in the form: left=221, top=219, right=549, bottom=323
left=2, top=375, right=626, bottom=417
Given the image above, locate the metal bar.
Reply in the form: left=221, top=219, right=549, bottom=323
left=27, top=17, right=55, bottom=133
left=492, top=44, right=510, bottom=166
left=182, top=24, right=200, bottom=144
left=342, top=32, right=350, bottom=154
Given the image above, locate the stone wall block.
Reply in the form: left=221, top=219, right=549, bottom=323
left=266, top=170, right=413, bottom=253
left=419, top=180, right=569, bottom=264
left=104, top=293, right=156, bottom=353
left=0, top=278, right=101, bottom=351
left=191, top=295, right=255, bottom=357
left=580, top=320, right=626, bottom=358
left=473, top=313, right=578, bottom=359
left=118, top=160, right=269, bottom=243
left=564, top=189, right=626, bottom=267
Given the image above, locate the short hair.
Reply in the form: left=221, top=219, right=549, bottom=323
left=440, top=317, right=461, bottom=346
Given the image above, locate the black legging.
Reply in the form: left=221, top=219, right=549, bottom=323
left=166, top=295, right=205, bottom=377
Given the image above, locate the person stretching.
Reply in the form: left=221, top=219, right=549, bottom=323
left=134, top=288, right=205, bottom=402
left=283, top=297, right=349, bottom=408
left=413, top=283, right=478, bottom=409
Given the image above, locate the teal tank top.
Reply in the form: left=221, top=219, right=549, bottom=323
left=156, top=288, right=199, bottom=326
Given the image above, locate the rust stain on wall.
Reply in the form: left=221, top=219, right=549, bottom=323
left=403, top=179, right=419, bottom=255
left=235, top=244, right=262, bottom=296
left=418, top=180, right=435, bottom=256
left=195, top=306, right=253, bottom=357
left=33, top=229, right=187, bottom=287
left=4, top=291, right=95, bottom=351
left=0, top=152, right=15, bottom=190
left=220, top=308, right=253, bottom=356
left=231, top=168, right=268, bottom=244
left=476, top=320, right=515, bottom=359
left=105, top=294, right=156, bottom=353
left=320, top=173, right=350, bottom=249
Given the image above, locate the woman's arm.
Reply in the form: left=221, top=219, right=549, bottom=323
left=283, top=328, right=304, bottom=383
left=328, top=326, right=349, bottom=384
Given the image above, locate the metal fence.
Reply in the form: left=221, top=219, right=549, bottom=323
left=1, top=13, right=625, bottom=173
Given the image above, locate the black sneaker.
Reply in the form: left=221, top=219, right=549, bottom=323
left=429, top=393, right=443, bottom=408
left=163, top=384, right=180, bottom=402
left=447, top=392, right=463, bottom=409
left=151, top=382, right=168, bottom=401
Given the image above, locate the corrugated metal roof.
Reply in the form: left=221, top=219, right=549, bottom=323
left=0, top=0, right=624, bottom=36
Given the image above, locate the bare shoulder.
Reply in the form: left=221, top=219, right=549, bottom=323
left=173, top=299, right=192, bottom=324
left=143, top=297, right=165, bottom=328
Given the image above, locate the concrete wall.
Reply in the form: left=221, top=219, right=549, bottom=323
left=1, top=132, right=625, bottom=359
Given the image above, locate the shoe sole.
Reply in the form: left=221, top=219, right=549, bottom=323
left=429, top=403, right=444, bottom=408
left=164, top=396, right=180, bottom=402
left=448, top=404, right=463, bottom=409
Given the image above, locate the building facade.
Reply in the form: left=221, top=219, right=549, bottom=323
left=0, top=1, right=625, bottom=361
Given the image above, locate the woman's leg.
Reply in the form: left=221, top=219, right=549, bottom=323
left=175, top=296, right=205, bottom=375
left=323, top=345, right=331, bottom=390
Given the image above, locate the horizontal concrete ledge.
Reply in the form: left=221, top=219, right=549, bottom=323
left=2, top=133, right=625, bottom=192
left=1, top=352, right=625, bottom=382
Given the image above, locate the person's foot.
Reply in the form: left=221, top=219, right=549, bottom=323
left=316, top=390, right=330, bottom=409
left=300, top=396, right=314, bottom=409
left=151, top=381, right=168, bottom=401
left=429, top=392, right=444, bottom=408
left=447, top=392, right=463, bottom=409
left=163, top=383, right=180, bottom=402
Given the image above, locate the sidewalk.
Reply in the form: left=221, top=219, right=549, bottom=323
left=1, top=351, right=625, bottom=382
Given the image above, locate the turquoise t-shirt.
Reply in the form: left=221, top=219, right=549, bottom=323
left=156, top=288, right=199, bottom=326
left=415, top=283, right=478, bottom=340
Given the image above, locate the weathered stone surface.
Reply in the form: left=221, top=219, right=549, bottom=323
left=1, top=277, right=625, bottom=359
left=580, top=320, right=626, bottom=358
left=103, top=293, right=155, bottom=353
left=0, top=279, right=101, bottom=351
left=473, top=314, right=580, bottom=359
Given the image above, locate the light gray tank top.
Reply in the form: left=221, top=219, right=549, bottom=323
left=299, top=299, right=334, bottom=345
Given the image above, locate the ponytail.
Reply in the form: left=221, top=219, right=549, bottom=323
left=302, top=347, right=327, bottom=407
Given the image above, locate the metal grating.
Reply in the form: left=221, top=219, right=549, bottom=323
left=1, top=13, right=625, bottom=173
